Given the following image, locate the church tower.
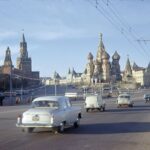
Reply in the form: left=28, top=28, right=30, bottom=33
left=3, top=47, right=13, bottom=74
left=122, top=57, right=134, bottom=82
left=124, top=57, right=132, bottom=77
left=111, top=51, right=121, bottom=81
left=4, top=47, right=13, bottom=67
left=17, top=33, right=32, bottom=73
left=101, top=50, right=111, bottom=82
left=96, top=33, right=105, bottom=63
left=84, top=52, right=95, bottom=84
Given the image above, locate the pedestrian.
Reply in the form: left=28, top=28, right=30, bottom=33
left=16, top=97, right=21, bottom=104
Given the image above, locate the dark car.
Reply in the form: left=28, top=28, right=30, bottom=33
left=0, top=92, right=5, bottom=106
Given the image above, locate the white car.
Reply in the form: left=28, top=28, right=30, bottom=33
left=85, top=94, right=106, bottom=112
left=144, top=94, right=150, bottom=103
left=16, top=96, right=82, bottom=133
left=117, top=93, right=133, bottom=107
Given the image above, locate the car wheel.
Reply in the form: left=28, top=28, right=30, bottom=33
left=130, top=104, right=133, bottom=107
left=103, top=107, right=105, bottom=111
left=21, top=128, right=25, bottom=132
left=100, top=106, right=104, bottom=112
left=74, top=118, right=80, bottom=128
left=117, top=105, right=121, bottom=108
left=26, top=127, right=34, bottom=133
left=58, top=122, right=65, bottom=133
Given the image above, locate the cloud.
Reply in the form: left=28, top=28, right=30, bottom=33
left=29, top=27, right=93, bottom=41
left=0, top=31, right=18, bottom=39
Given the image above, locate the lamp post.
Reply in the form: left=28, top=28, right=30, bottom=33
left=9, top=68, right=13, bottom=105
left=54, top=79, right=57, bottom=96
left=45, top=78, right=47, bottom=96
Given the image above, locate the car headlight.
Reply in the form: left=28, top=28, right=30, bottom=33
left=50, top=115, right=54, bottom=124
left=17, top=114, right=22, bottom=124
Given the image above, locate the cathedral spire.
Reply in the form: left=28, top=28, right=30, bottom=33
left=96, top=33, right=105, bottom=62
left=22, top=33, right=26, bottom=43
left=17, top=33, right=32, bottom=72
left=20, top=33, right=28, bottom=58
left=125, top=56, right=132, bottom=76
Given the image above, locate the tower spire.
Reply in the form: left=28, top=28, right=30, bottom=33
left=20, top=32, right=28, bottom=58
left=96, top=33, right=105, bottom=62
left=4, top=47, right=13, bottom=67
left=21, top=29, right=25, bottom=43
left=22, top=33, right=26, bottom=43
left=100, top=33, right=102, bottom=43
left=125, top=56, right=132, bottom=76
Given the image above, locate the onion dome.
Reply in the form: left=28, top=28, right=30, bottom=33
left=112, top=51, right=120, bottom=60
left=88, top=52, right=93, bottom=60
left=102, top=51, right=110, bottom=59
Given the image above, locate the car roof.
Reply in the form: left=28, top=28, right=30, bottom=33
left=86, top=94, right=102, bottom=98
left=33, top=96, right=66, bottom=102
left=119, top=93, right=130, bottom=96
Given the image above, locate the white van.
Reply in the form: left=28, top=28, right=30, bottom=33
left=117, top=93, right=133, bottom=107
left=85, top=95, right=105, bottom=112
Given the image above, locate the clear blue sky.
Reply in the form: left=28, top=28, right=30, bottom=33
left=0, top=0, right=150, bottom=77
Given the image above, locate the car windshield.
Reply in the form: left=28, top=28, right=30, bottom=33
left=32, top=100, right=59, bottom=108
left=119, top=95, right=130, bottom=99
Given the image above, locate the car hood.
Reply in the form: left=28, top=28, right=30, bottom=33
left=23, top=107, right=56, bottom=115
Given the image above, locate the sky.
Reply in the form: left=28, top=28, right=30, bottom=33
left=0, top=0, right=150, bottom=77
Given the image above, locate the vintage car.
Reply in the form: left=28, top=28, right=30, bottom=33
left=16, top=96, right=82, bottom=133
left=117, top=93, right=133, bottom=107
left=144, top=94, right=150, bottom=103
left=85, top=94, right=106, bottom=112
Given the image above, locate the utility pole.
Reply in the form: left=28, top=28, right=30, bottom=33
left=54, top=79, right=57, bottom=96
left=9, top=68, right=12, bottom=105
left=45, top=77, right=47, bottom=96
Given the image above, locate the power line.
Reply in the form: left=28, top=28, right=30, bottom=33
left=105, top=0, right=150, bottom=57
left=86, top=0, right=150, bottom=59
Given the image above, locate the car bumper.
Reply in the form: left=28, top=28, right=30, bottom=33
left=16, top=123, right=54, bottom=128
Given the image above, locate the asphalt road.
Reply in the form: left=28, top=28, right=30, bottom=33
left=0, top=93, right=150, bottom=150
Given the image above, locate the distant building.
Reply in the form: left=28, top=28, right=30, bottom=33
left=66, top=68, right=82, bottom=84
left=44, top=33, right=150, bottom=87
left=0, top=33, right=40, bottom=87
left=48, top=33, right=122, bottom=86
left=82, top=33, right=121, bottom=84
left=122, top=57, right=150, bottom=87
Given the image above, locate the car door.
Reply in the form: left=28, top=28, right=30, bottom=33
left=60, top=98, right=70, bottom=125
left=64, top=98, right=74, bottom=125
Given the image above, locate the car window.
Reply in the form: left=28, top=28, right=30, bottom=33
left=65, top=98, right=72, bottom=107
left=119, top=96, right=130, bottom=99
left=32, top=101, right=59, bottom=108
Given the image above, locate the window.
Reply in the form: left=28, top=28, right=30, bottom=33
left=32, top=100, right=59, bottom=108
left=65, top=98, right=72, bottom=107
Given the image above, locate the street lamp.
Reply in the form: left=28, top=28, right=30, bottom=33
left=54, top=78, right=57, bottom=96
left=45, top=78, right=47, bottom=96
left=9, top=68, right=13, bottom=105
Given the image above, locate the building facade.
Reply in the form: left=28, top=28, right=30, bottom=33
left=82, top=33, right=121, bottom=85
left=123, top=58, right=150, bottom=86
left=0, top=33, right=40, bottom=87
